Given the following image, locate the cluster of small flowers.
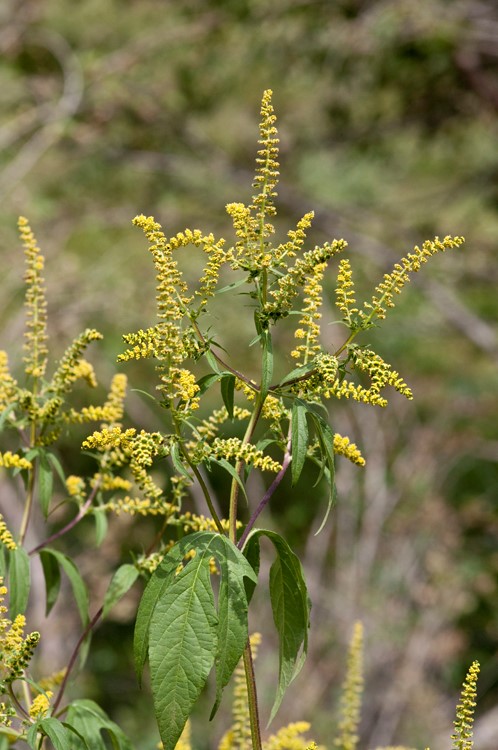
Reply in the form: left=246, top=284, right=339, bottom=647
left=335, top=258, right=358, bottom=323
left=350, top=347, right=413, bottom=401
left=252, top=89, right=279, bottom=226
left=0, top=351, right=17, bottom=411
left=0, top=581, right=40, bottom=689
left=211, top=437, right=281, bottom=473
left=291, top=262, right=327, bottom=364
left=0, top=513, right=17, bottom=551
left=0, top=451, right=32, bottom=472
left=274, top=212, right=315, bottom=267
left=360, top=235, right=465, bottom=324
left=451, top=660, right=480, bottom=748
left=19, top=216, right=48, bottom=379
left=50, top=329, right=103, bottom=396
left=333, top=434, right=365, bottom=467
left=29, top=690, right=53, bottom=719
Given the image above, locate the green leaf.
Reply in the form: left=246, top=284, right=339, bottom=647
left=40, top=550, right=61, bottom=616
left=93, top=509, right=108, bottom=547
left=26, top=722, right=39, bottom=750
left=307, top=411, right=336, bottom=534
left=208, top=458, right=248, bottom=505
left=205, top=350, right=221, bottom=374
left=261, top=331, right=273, bottom=399
left=196, top=372, right=222, bottom=395
left=103, top=564, right=139, bottom=619
left=38, top=449, right=54, bottom=519
left=66, top=699, right=133, bottom=750
left=220, top=374, right=235, bottom=419
left=244, top=529, right=311, bottom=724
left=170, top=442, right=193, bottom=480
left=277, top=362, right=316, bottom=388
left=39, top=549, right=89, bottom=627
left=47, top=452, right=66, bottom=485
left=39, top=718, right=72, bottom=750
left=291, top=401, right=309, bottom=486
left=136, top=532, right=256, bottom=750
left=8, top=546, right=30, bottom=618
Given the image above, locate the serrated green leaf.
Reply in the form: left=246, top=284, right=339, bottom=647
left=39, top=549, right=89, bottom=627
left=103, top=564, right=139, bottom=619
left=8, top=546, right=30, bottom=618
left=66, top=699, right=133, bottom=750
left=38, top=450, right=53, bottom=519
left=244, top=529, right=311, bottom=725
left=149, top=545, right=217, bottom=750
left=261, top=331, right=273, bottom=399
left=138, top=532, right=256, bottom=750
left=39, top=718, right=72, bottom=750
left=40, top=550, right=61, bottom=616
left=291, top=402, right=309, bottom=486
left=220, top=374, right=235, bottom=419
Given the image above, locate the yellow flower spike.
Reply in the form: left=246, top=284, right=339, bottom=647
left=333, top=434, right=365, bottom=467
left=291, top=262, right=327, bottom=365
left=212, top=437, right=281, bottom=473
left=72, top=359, right=98, bottom=388
left=327, top=379, right=388, bottom=407
left=275, top=211, right=315, bottom=265
left=0, top=350, right=18, bottom=412
left=360, top=235, right=464, bottom=324
left=335, top=259, right=358, bottom=323
left=18, top=217, right=49, bottom=379
left=0, top=513, right=17, bottom=551
left=264, top=722, right=313, bottom=750
left=252, top=90, right=280, bottom=230
left=119, top=327, right=160, bottom=362
left=334, top=622, right=364, bottom=750
left=351, top=348, right=413, bottom=401
left=451, top=660, right=480, bottom=750
left=50, top=328, right=104, bottom=396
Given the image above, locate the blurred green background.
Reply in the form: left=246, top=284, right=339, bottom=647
left=1, top=1, right=498, bottom=748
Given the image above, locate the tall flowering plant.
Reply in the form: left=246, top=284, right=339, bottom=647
left=0, top=92, right=472, bottom=750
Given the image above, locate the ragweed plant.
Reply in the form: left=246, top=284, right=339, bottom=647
left=0, top=91, right=472, bottom=750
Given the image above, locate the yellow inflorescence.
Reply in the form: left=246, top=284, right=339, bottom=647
left=274, top=212, right=315, bottom=266
left=0, top=451, right=32, bottom=472
left=451, top=660, right=480, bottom=750
left=334, top=622, right=364, bottom=750
left=50, top=329, right=103, bottom=395
left=351, top=347, right=412, bottom=401
left=361, top=235, right=464, bottom=323
left=72, top=359, right=98, bottom=388
left=335, top=258, right=358, bottom=323
left=0, top=514, right=17, bottom=551
left=291, top=262, right=327, bottom=364
left=19, top=217, right=49, bottom=379
left=333, top=435, right=365, bottom=467
left=212, top=437, right=281, bottom=473
left=0, top=581, right=41, bottom=686
left=327, top=379, right=387, bottom=407
left=264, top=722, right=314, bottom=750
left=29, top=690, right=53, bottom=719
left=252, top=89, right=280, bottom=227
left=0, top=350, right=18, bottom=412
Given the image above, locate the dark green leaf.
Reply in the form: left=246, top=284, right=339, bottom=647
left=38, top=450, right=54, bottom=519
left=66, top=699, right=133, bottom=750
left=220, top=374, right=235, bottom=419
left=40, top=550, right=61, bottom=616
left=103, top=564, right=139, bottom=619
left=170, top=442, right=193, bottom=480
left=291, top=402, right=308, bottom=486
left=8, top=546, right=30, bottom=618
left=39, top=549, right=89, bottom=627
left=205, top=350, right=221, bottom=374
left=26, top=722, right=39, bottom=750
left=47, top=453, right=66, bottom=485
left=93, top=510, right=108, bottom=547
left=196, top=372, right=222, bottom=395
left=277, top=362, right=317, bottom=388
left=243, top=529, right=311, bottom=724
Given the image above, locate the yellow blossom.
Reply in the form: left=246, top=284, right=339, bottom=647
left=452, top=660, right=480, bottom=750
left=29, top=690, right=53, bottom=719
left=19, top=217, right=49, bottom=379
left=334, top=622, right=364, bottom=750
left=333, top=435, right=365, bottom=467
left=0, top=514, right=17, bottom=551
left=0, top=451, right=32, bottom=472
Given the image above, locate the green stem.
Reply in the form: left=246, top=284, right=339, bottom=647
left=243, top=641, right=263, bottom=750
left=228, top=399, right=262, bottom=543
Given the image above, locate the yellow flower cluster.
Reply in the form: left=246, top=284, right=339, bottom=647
left=196, top=235, right=227, bottom=310
left=0, top=581, right=40, bottom=687
left=29, top=690, right=53, bottom=719
left=328, top=379, right=387, bottom=407
left=92, top=474, right=132, bottom=492
left=291, top=262, right=327, bottom=364
left=335, top=259, right=358, bottom=323
left=50, top=329, right=103, bottom=395
left=119, top=326, right=159, bottom=361
left=38, top=668, right=66, bottom=691
left=334, top=622, right=364, bottom=750
left=351, top=348, right=413, bottom=401
left=179, top=512, right=231, bottom=535
left=361, top=235, right=464, bottom=324
left=265, top=241, right=347, bottom=322
left=333, top=435, right=365, bottom=467
left=105, top=496, right=173, bottom=517
left=186, top=405, right=252, bottom=456
left=265, top=722, right=314, bottom=750
left=0, top=451, right=32, bottom=472
left=65, top=475, right=86, bottom=498
left=212, top=437, right=281, bottom=473
left=18, top=217, right=48, bottom=379
left=274, top=212, right=315, bottom=266
left=252, top=89, right=279, bottom=227
left=451, top=660, right=480, bottom=750
left=72, top=359, right=98, bottom=388
left=168, top=367, right=200, bottom=413
left=0, top=350, right=17, bottom=412
left=66, top=373, right=127, bottom=425
left=83, top=426, right=136, bottom=452
left=0, top=513, right=17, bottom=551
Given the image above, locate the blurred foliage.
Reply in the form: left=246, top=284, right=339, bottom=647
left=1, top=1, right=498, bottom=749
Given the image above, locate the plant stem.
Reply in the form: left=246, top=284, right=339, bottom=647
left=228, top=399, right=262, bottom=543
left=243, top=641, right=263, bottom=750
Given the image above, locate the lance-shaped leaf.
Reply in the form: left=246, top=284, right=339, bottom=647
left=8, top=547, right=30, bottom=618
left=291, top=400, right=309, bottom=486
left=243, top=529, right=311, bottom=724
left=103, top=564, right=139, bottom=619
left=37, top=549, right=89, bottom=627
